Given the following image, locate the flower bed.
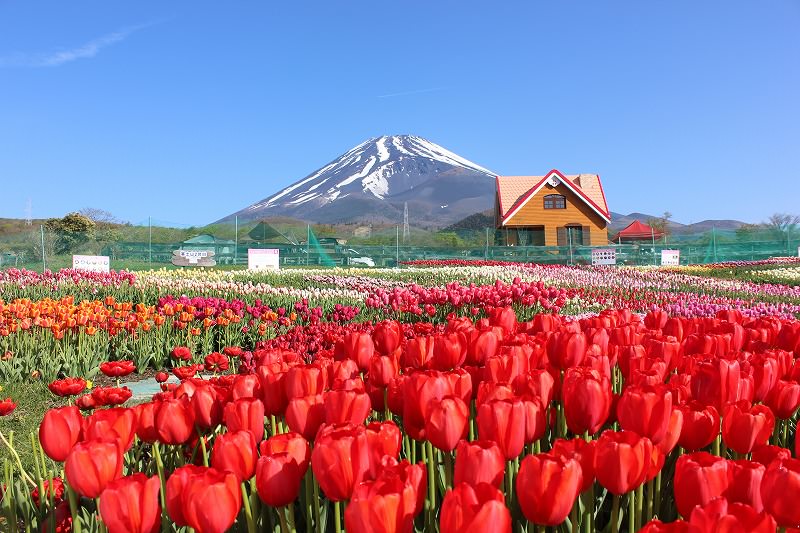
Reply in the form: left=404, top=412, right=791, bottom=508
left=2, top=305, right=800, bottom=532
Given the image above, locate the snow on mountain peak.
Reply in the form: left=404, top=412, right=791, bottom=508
left=245, top=135, right=496, bottom=214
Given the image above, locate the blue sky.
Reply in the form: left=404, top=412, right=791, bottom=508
left=1, top=1, right=798, bottom=226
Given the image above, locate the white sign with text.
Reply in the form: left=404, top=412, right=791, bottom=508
left=248, top=248, right=280, bottom=270
left=72, top=255, right=110, bottom=273
left=661, top=250, right=681, bottom=266
left=591, top=248, right=617, bottom=266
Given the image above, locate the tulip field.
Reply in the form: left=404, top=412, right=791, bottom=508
left=1, top=260, right=800, bottom=532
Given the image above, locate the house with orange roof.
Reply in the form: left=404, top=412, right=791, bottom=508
left=495, top=169, right=610, bottom=246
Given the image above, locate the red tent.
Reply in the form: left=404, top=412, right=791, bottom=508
left=612, top=220, right=664, bottom=242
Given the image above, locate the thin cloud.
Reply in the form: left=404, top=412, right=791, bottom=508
left=377, top=87, right=447, bottom=98
left=0, top=21, right=161, bottom=68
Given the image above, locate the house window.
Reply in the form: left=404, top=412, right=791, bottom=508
left=543, top=194, right=566, bottom=209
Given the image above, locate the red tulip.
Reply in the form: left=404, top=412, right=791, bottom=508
left=488, top=306, right=517, bottom=337
left=402, top=370, right=454, bottom=440
left=173, top=467, right=241, bottom=533
left=324, top=388, right=371, bottom=425
left=98, top=473, right=161, bottom=533
left=761, top=457, right=800, bottom=527
left=285, top=394, right=326, bottom=441
left=372, top=320, right=403, bottom=356
left=402, top=335, right=434, bottom=369
left=516, top=452, right=582, bottom=525
left=440, top=482, right=511, bottom=533
left=521, top=395, right=546, bottom=444
left=223, top=398, right=265, bottom=442
left=550, top=438, right=597, bottom=492
left=48, top=377, right=87, bottom=397
left=722, top=401, right=775, bottom=454
left=155, top=371, right=169, bottom=383
left=84, top=407, right=137, bottom=452
left=65, top=439, right=123, bottom=498
left=231, top=374, right=262, bottom=401
left=191, top=384, right=224, bottom=431
left=466, top=329, right=501, bottom=365
left=366, top=421, right=402, bottom=477
left=165, top=465, right=205, bottom=526
left=673, top=452, right=731, bottom=517
left=204, top=352, right=229, bottom=372
left=638, top=519, right=689, bottom=532
left=617, top=384, right=673, bottom=445
left=765, top=379, right=800, bottom=419
left=311, top=423, right=371, bottom=501
left=259, top=431, right=310, bottom=475
left=345, top=464, right=423, bottom=533
left=256, top=452, right=303, bottom=507
left=688, top=497, right=776, bottom=533
left=454, top=440, right=505, bottom=488
left=155, top=396, right=196, bottom=445
left=724, top=460, right=765, bottom=512
left=562, top=367, right=612, bottom=435
left=284, top=364, right=327, bottom=400
left=677, top=402, right=720, bottom=452
left=369, top=354, right=399, bottom=388
left=593, top=430, right=652, bottom=495
left=547, top=330, right=587, bottom=370
left=133, top=402, right=159, bottom=444
left=38, top=406, right=82, bottom=462
left=751, top=444, right=791, bottom=467
left=258, top=362, right=288, bottom=416
left=99, top=360, right=136, bottom=378
left=477, top=398, right=526, bottom=460
left=335, top=331, right=375, bottom=371
left=432, top=332, right=468, bottom=370
left=211, top=430, right=257, bottom=482
left=425, top=396, right=469, bottom=452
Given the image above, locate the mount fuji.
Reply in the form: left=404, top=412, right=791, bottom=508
left=219, top=135, right=497, bottom=227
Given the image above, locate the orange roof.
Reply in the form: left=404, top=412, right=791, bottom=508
left=496, top=170, right=610, bottom=224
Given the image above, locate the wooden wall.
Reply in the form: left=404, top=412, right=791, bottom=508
left=500, top=183, right=608, bottom=246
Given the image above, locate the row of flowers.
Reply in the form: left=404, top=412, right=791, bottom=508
left=2, top=306, right=800, bottom=532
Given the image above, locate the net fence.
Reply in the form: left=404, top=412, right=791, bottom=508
left=0, top=216, right=798, bottom=270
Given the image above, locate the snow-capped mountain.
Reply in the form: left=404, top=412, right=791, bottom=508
left=219, top=135, right=497, bottom=227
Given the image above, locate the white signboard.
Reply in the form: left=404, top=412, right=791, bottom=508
left=661, top=250, right=681, bottom=266
left=171, top=249, right=216, bottom=267
left=591, top=248, right=617, bottom=266
left=72, top=255, right=110, bottom=273
left=248, top=248, right=280, bottom=270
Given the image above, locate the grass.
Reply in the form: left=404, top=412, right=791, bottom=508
left=0, top=381, right=67, bottom=473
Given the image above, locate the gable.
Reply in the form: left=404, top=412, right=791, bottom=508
left=497, top=170, right=610, bottom=225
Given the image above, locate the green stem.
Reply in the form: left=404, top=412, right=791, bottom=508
left=286, top=504, right=297, bottom=533
left=611, top=494, right=620, bottom=533
left=241, top=483, right=256, bottom=533
left=0, top=431, right=36, bottom=487
left=334, top=501, right=343, bottom=533
left=152, top=443, right=169, bottom=533
left=443, top=452, right=453, bottom=489
left=425, top=441, right=437, bottom=531
left=278, top=504, right=289, bottom=533
left=570, top=500, right=579, bottom=533
left=635, top=484, right=643, bottom=531
left=66, top=484, right=82, bottom=533
left=312, top=476, right=322, bottom=533
left=645, top=479, right=654, bottom=523
left=654, top=470, right=662, bottom=519
left=628, top=490, right=636, bottom=533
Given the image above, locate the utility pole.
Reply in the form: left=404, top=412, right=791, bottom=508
left=148, top=217, right=152, bottom=265
left=40, top=225, right=46, bottom=271
left=402, top=202, right=410, bottom=244
left=396, top=226, right=400, bottom=266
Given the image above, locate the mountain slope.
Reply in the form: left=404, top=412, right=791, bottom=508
left=218, top=135, right=497, bottom=227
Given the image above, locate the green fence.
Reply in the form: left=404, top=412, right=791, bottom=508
left=0, top=218, right=798, bottom=270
